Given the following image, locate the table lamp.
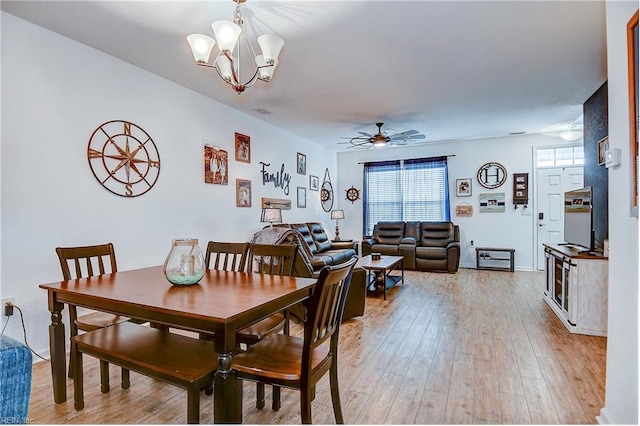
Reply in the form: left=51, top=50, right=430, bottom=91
left=331, top=209, right=345, bottom=240
left=260, top=207, right=282, bottom=227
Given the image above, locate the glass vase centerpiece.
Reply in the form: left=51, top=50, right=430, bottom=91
left=163, top=238, right=205, bottom=285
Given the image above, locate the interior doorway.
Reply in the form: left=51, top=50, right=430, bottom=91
left=535, top=146, right=584, bottom=270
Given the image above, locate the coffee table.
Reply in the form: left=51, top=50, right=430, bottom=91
left=357, top=255, right=404, bottom=300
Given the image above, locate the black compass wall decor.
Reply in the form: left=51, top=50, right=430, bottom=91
left=345, top=186, right=360, bottom=203
left=87, top=120, right=161, bottom=197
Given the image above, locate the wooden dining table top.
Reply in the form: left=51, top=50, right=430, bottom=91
left=39, top=265, right=316, bottom=327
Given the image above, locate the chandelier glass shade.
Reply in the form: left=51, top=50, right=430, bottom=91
left=186, top=0, right=284, bottom=94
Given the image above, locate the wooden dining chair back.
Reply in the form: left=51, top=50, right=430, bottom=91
left=231, top=257, right=357, bottom=424
left=205, top=241, right=249, bottom=272
left=238, top=242, right=298, bottom=410
left=247, top=243, right=297, bottom=276
left=55, top=243, right=130, bottom=392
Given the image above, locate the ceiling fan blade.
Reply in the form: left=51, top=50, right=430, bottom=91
left=390, top=133, right=425, bottom=141
left=358, top=131, right=373, bottom=137
left=390, top=129, right=420, bottom=138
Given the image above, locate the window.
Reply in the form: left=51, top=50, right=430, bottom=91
left=536, top=145, right=583, bottom=168
left=363, top=157, right=450, bottom=236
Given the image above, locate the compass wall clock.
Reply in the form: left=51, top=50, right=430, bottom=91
left=87, top=120, right=161, bottom=197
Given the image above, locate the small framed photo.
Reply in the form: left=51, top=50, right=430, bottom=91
left=234, top=132, right=250, bottom=163
left=597, top=136, right=609, bottom=166
left=297, top=186, right=307, bottom=208
left=309, top=175, right=319, bottom=191
left=235, top=179, right=251, bottom=207
left=297, top=152, right=307, bottom=175
left=456, top=178, right=472, bottom=197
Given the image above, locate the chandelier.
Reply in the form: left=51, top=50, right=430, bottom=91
left=186, top=0, right=284, bottom=94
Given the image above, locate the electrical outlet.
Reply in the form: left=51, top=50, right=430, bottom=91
left=2, top=297, right=15, bottom=316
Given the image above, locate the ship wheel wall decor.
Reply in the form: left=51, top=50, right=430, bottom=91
left=345, top=186, right=360, bottom=203
left=321, top=168, right=334, bottom=212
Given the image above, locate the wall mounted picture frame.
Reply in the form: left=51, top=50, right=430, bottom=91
left=597, top=136, right=609, bottom=166
left=234, top=132, right=250, bottom=163
left=261, top=197, right=291, bottom=210
left=456, top=178, right=472, bottom=196
left=204, top=143, right=228, bottom=185
left=297, top=186, right=307, bottom=208
left=309, top=175, right=319, bottom=191
left=479, top=192, right=505, bottom=212
left=297, top=152, right=307, bottom=175
left=235, top=179, right=251, bottom=207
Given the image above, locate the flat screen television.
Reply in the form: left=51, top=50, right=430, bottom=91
left=563, top=186, right=594, bottom=252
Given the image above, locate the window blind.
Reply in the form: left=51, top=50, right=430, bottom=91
left=363, top=156, right=450, bottom=236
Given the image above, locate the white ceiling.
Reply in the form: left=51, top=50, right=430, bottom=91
left=1, top=0, right=607, bottom=151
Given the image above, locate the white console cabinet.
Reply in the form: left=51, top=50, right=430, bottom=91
left=543, top=244, right=608, bottom=336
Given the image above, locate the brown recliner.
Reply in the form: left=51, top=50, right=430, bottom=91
left=362, top=221, right=460, bottom=273
left=257, top=224, right=365, bottom=321
left=414, top=222, right=460, bottom=273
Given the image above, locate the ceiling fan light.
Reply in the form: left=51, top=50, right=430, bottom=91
left=211, top=20, right=242, bottom=52
left=256, top=55, right=278, bottom=81
left=257, top=34, right=284, bottom=64
left=559, top=130, right=582, bottom=141
left=186, top=34, right=216, bottom=63
left=373, top=140, right=387, bottom=148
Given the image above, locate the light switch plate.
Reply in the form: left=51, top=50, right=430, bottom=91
left=605, top=148, right=621, bottom=168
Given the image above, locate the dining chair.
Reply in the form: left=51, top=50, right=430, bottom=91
left=55, top=243, right=130, bottom=393
left=231, top=256, right=357, bottom=424
left=239, top=243, right=298, bottom=410
left=205, top=241, right=249, bottom=273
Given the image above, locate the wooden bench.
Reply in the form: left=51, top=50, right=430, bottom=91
left=72, top=322, right=217, bottom=424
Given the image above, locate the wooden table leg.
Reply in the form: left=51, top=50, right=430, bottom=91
left=47, top=293, right=66, bottom=403
left=213, top=325, right=242, bottom=424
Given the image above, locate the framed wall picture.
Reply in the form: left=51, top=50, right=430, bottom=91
left=309, top=175, right=319, bottom=191
left=297, top=186, right=307, bottom=208
left=597, top=136, right=609, bottom=166
left=297, top=152, right=307, bottom=175
left=204, top=143, right=228, bottom=185
left=456, top=178, right=472, bottom=196
left=235, top=179, right=251, bottom=207
left=479, top=192, right=505, bottom=212
left=234, top=132, right=250, bottom=163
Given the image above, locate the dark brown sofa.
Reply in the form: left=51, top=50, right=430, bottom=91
left=362, top=221, right=460, bottom=273
left=251, top=223, right=365, bottom=320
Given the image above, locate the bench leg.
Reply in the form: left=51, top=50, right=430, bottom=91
left=121, top=367, right=130, bottom=389
left=100, top=360, right=110, bottom=393
left=186, top=387, right=200, bottom=424
left=74, top=351, right=84, bottom=411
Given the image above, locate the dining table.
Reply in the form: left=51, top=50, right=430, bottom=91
left=39, top=265, right=316, bottom=424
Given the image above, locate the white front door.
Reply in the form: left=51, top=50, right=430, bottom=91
left=536, top=166, right=584, bottom=270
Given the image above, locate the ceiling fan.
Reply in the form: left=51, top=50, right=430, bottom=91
left=339, top=122, right=426, bottom=148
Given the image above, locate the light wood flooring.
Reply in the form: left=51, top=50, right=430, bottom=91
left=26, top=268, right=606, bottom=424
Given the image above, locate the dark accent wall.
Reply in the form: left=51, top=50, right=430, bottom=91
left=583, top=81, right=608, bottom=248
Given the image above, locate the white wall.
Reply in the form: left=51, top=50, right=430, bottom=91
left=599, top=2, right=639, bottom=424
left=336, top=134, right=575, bottom=271
left=0, top=12, right=335, bottom=355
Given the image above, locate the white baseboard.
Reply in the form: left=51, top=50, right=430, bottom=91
left=596, top=406, right=614, bottom=424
